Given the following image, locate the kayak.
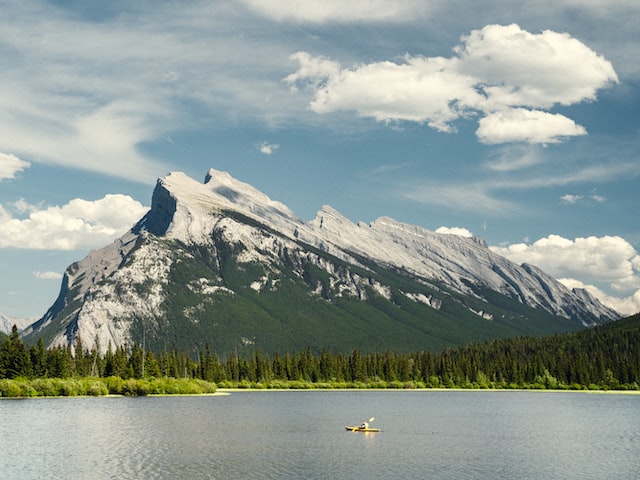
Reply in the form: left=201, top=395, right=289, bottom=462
left=345, top=426, right=380, bottom=433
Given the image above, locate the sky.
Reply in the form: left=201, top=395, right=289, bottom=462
left=0, top=0, right=639, bottom=320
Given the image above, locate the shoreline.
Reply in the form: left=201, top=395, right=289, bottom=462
left=2, top=388, right=638, bottom=399
left=216, top=387, right=640, bottom=395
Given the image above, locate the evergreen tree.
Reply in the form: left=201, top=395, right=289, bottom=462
left=0, top=325, right=32, bottom=378
left=143, top=350, right=161, bottom=378
left=30, top=338, right=48, bottom=378
left=46, top=346, right=73, bottom=378
left=74, top=335, right=91, bottom=376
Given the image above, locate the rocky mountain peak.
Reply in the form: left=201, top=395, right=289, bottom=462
left=23, top=169, right=620, bottom=353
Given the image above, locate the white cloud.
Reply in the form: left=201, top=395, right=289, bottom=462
left=560, top=194, right=583, bottom=204
left=242, top=0, right=427, bottom=23
left=285, top=52, right=342, bottom=89
left=287, top=24, right=617, bottom=144
left=491, top=234, right=640, bottom=315
left=0, top=5, right=626, bottom=185
left=492, top=234, right=639, bottom=284
left=11, top=199, right=42, bottom=215
left=259, top=141, right=279, bottom=155
left=560, top=193, right=607, bottom=205
left=0, top=195, right=148, bottom=250
left=454, top=24, right=619, bottom=109
left=476, top=109, right=587, bottom=145
left=0, top=12, right=174, bottom=182
left=286, top=52, right=479, bottom=132
left=0, top=2, right=297, bottom=182
left=558, top=278, right=640, bottom=317
left=34, top=271, right=63, bottom=280
left=435, top=226, right=473, bottom=237
left=0, top=153, right=30, bottom=181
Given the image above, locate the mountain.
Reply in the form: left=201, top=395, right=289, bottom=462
left=0, top=314, right=34, bottom=334
left=22, top=169, right=619, bottom=355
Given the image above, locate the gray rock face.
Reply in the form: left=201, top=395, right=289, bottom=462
left=22, top=169, right=619, bottom=352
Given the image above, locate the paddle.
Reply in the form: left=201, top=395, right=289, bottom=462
left=358, top=417, right=375, bottom=429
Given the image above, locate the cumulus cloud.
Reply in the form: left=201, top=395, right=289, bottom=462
left=491, top=234, right=640, bottom=315
left=259, top=141, right=279, bottom=155
left=0, top=195, right=148, bottom=250
left=286, top=24, right=618, bottom=144
left=34, top=271, right=63, bottom=280
left=558, top=278, right=640, bottom=318
left=0, top=153, right=30, bottom=181
left=476, top=109, right=587, bottom=145
left=242, top=0, right=427, bottom=23
left=435, top=226, right=473, bottom=237
left=454, top=24, right=618, bottom=109
left=285, top=52, right=479, bottom=132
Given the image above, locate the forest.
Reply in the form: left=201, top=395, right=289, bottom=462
left=1, top=313, right=639, bottom=396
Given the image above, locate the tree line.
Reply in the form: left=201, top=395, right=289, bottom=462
left=1, top=315, right=639, bottom=390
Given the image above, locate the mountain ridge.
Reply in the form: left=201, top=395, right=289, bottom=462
left=22, top=168, right=619, bottom=354
left=0, top=314, right=34, bottom=334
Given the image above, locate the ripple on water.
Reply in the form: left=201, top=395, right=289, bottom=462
left=2, top=392, right=639, bottom=480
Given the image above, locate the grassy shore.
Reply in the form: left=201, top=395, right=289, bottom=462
left=215, top=378, right=640, bottom=392
left=2, top=377, right=638, bottom=398
left=0, top=376, right=217, bottom=398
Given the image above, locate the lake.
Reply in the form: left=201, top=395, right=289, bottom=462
left=1, top=390, right=638, bottom=479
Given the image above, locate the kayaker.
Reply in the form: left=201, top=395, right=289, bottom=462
left=360, top=421, right=369, bottom=429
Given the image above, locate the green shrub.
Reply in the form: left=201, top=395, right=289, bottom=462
left=266, top=379, right=289, bottom=389
left=175, top=378, right=202, bottom=394
left=60, top=379, right=82, bottom=396
left=18, top=380, right=37, bottom=397
left=122, top=378, right=149, bottom=396
left=0, top=378, right=37, bottom=397
left=82, top=378, right=109, bottom=396
left=0, top=379, right=22, bottom=397
left=31, top=378, right=64, bottom=396
left=105, top=376, right=124, bottom=394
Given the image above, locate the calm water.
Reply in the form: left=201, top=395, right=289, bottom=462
left=1, top=390, right=638, bottom=479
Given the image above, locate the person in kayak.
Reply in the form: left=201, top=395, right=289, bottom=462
left=360, top=421, right=369, bottom=429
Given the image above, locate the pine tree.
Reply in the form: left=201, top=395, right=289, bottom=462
left=0, top=325, right=32, bottom=378
left=30, top=338, right=48, bottom=378
left=46, top=345, right=73, bottom=378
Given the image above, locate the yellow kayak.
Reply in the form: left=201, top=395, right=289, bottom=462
left=345, top=425, right=380, bottom=433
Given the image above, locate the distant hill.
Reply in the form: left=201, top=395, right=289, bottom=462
left=430, top=312, right=640, bottom=388
left=23, top=169, right=619, bottom=356
left=0, top=314, right=33, bottom=334
left=599, top=312, right=640, bottom=331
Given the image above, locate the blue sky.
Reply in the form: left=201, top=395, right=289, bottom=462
left=1, top=0, right=639, bottom=319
